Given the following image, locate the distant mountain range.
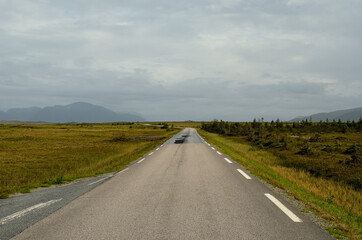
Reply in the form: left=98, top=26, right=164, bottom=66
left=0, top=102, right=145, bottom=123
left=290, top=107, right=362, bottom=122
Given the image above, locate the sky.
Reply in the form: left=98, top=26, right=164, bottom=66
left=0, top=0, right=361, bottom=121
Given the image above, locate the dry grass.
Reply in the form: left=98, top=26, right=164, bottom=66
left=270, top=165, right=361, bottom=215
left=0, top=123, right=178, bottom=197
left=199, top=130, right=361, bottom=239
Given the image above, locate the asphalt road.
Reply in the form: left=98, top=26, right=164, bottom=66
left=2, top=128, right=334, bottom=239
left=0, top=170, right=117, bottom=240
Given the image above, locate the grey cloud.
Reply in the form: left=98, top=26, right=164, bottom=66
left=0, top=0, right=361, bottom=121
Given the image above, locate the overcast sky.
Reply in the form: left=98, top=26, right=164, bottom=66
left=1, top=0, right=361, bottom=121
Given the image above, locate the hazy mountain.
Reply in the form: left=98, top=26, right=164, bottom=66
left=0, top=102, right=145, bottom=123
left=3, top=107, right=42, bottom=121
left=290, top=107, right=362, bottom=122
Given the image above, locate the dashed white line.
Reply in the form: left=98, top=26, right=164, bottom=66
left=224, top=158, right=232, bottom=163
left=216, top=151, right=222, bottom=155
left=264, top=193, right=303, bottom=222
left=156, top=148, right=159, bottom=151
left=149, top=152, right=154, bottom=156
left=137, top=158, right=146, bottom=163
left=207, top=143, right=210, bottom=146
left=88, top=176, right=112, bottom=186
left=237, top=169, right=252, bottom=179
left=211, top=147, right=215, bottom=150
left=0, top=199, right=62, bottom=225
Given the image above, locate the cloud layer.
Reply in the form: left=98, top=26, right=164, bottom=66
left=1, top=0, right=361, bottom=121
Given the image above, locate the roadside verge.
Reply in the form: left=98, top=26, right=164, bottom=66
left=198, top=129, right=361, bottom=240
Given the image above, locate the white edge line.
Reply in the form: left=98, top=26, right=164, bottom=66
left=148, top=152, right=154, bottom=156
left=88, top=176, right=112, bottom=186
left=216, top=151, right=222, bottom=155
left=237, top=169, right=252, bottom=179
left=0, top=199, right=62, bottom=225
left=137, top=158, right=145, bottom=163
left=118, top=168, right=129, bottom=175
left=264, top=193, right=303, bottom=222
left=224, top=158, right=232, bottom=163
left=156, top=148, right=159, bottom=151
left=211, top=147, right=215, bottom=150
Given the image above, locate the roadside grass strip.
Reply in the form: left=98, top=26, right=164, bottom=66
left=0, top=199, right=62, bottom=225
left=237, top=169, right=252, bottom=180
left=265, top=193, right=303, bottom=223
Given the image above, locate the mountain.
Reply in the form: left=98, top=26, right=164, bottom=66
left=0, top=102, right=145, bottom=123
left=3, top=107, right=42, bottom=121
left=290, top=107, right=362, bottom=122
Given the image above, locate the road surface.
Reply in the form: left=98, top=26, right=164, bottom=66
left=2, top=128, right=333, bottom=239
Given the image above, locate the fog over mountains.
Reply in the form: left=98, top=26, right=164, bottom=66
left=290, top=107, right=362, bottom=122
left=0, top=102, right=145, bottom=123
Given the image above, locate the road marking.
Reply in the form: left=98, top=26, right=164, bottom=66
left=224, top=158, right=232, bottom=163
left=207, top=143, right=210, bottom=146
left=88, top=176, right=112, bottom=186
left=211, top=147, right=215, bottom=150
left=137, top=158, right=145, bottom=163
left=264, top=193, right=303, bottom=222
left=216, top=151, right=222, bottom=155
left=237, top=169, right=252, bottom=179
left=149, top=152, right=154, bottom=156
left=0, top=199, right=62, bottom=225
left=118, top=168, right=129, bottom=175
left=156, top=148, right=159, bottom=151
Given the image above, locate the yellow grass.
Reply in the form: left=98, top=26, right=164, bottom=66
left=270, top=165, right=361, bottom=216
left=0, top=123, right=179, bottom=197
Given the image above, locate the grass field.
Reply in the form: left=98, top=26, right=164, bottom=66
left=0, top=123, right=179, bottom=198
left=199, top=129, right=361, bottom=239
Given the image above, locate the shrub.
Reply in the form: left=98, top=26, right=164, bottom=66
left=309, top=133, right=321, bottom=142
left=298, top=143, right=313, bottom=156
left=344, top=144, right=359, bottom=154
left=321, top=145, right=333, bottom=153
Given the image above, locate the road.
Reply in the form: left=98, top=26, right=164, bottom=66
left=2, top=128, right=333, bottom=239
left=0, top=171, right=117, bottom=239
